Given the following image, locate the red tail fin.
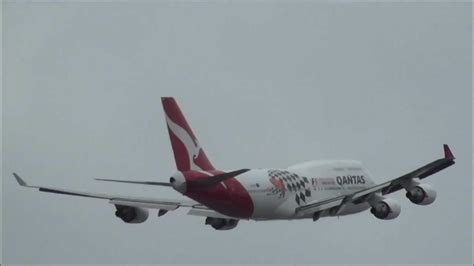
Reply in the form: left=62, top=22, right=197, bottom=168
left=161, top=97, right=215, bottom=171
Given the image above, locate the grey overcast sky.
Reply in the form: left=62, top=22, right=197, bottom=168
left=2, top=1, right=472, bottom=264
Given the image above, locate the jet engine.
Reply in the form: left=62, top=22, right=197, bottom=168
left=405, top=183, right=437, bottom=205
left=370, top=198, right=401, bottom=220
left=114, top=205, right=149, bottom=224
left=205, top=217, right=239, bottom=230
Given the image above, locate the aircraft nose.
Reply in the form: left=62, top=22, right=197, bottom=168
left=170, top=172, right=186, bottom=193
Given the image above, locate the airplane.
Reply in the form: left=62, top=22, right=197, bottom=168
left=13, top=97, right=456, bottom=230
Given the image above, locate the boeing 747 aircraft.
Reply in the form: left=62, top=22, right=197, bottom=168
left=14, top=97, right=455, bottom=230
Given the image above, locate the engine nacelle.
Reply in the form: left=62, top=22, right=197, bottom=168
left=370, top=198, right=401, bottom=220
left=406, top=183, right=437, bottom=205
left=205, top=217, right=239, bottom=230
left=114, top=205, right=149, bottom=224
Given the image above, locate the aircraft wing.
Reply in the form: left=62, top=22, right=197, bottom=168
left=12, top=173, right=232, bottom=219
left=296, top=144, right=456, bottom=216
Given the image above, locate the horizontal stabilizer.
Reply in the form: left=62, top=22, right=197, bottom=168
left=95, top=169, right=250, bottom=188
left=188, top=169, right=250, bottom=187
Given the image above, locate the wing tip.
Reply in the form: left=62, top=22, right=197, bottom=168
left=443, top=144, right=455, bottom=160
left=13, top=172, right=28, bottom=186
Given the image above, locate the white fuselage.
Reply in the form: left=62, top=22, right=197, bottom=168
left=237, top=160, right=375, bottom=220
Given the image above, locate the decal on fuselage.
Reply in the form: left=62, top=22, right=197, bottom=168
left=311, top=177, right=335, bottom=189
left=268, top=169, right=311, bottom=205
left=336, top=175, right=366, bottom=186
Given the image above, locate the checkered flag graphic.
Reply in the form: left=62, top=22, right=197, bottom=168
left=268, top=169, right=311, bottom=205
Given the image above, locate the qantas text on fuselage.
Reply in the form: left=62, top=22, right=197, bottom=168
left=14, top=97, right=455, bottom=230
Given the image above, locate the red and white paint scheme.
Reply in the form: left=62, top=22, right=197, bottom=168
left=14, top=97, right=456, bottom=230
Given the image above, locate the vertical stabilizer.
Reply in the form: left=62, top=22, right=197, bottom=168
left=161, top=97, right=215, bottom=171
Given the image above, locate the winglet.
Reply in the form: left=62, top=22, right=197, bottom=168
left=443, top=144, right=455, bottom=160
left=13, top=173, right=28, bottom=187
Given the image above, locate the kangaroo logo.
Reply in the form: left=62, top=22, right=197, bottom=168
left=165, top=114, right=204, bottom=171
